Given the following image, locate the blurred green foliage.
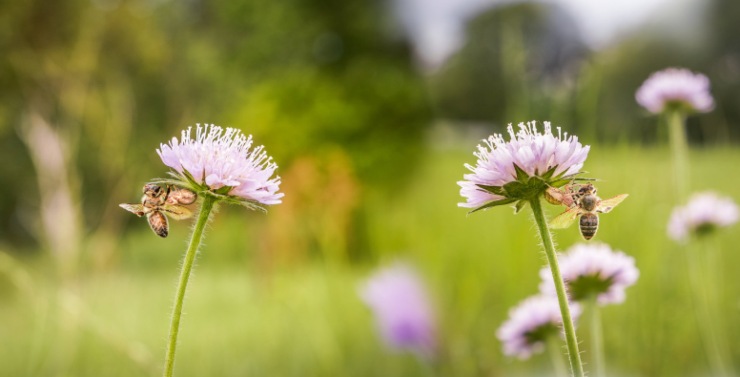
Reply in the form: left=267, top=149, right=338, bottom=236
left=431, top=1, right=740, bottom=144
left=0, top=0, right=430, bottom=251
left=1, top=0, right=740, bottom=375
left=430, top=4, right=587, bottom=125
left=2, top=146, right=740, bottom=376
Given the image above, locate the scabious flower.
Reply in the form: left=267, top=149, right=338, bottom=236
left=496, top=295, right=581, bottom=360
left=539, top=243, right=639, bottom=306
left=157, top=124, right=283, bottom=206
left=636, top=68, right=714, bottom=114
left=667, top=191, right=739, bottom=242
left=359, top=263, right=436, bottom=358
left=458, top=121, right=589, bottom=212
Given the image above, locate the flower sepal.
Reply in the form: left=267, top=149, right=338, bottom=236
left=150, top=171, right=268, bottom=213
left=467, top=197, right=519, bottom=214
left=566, top=274, right=615, bottom=302
left=150, top=171, right=203, bottom=195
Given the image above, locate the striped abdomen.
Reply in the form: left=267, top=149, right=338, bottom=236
left=579, top=213, right=598, bottom=240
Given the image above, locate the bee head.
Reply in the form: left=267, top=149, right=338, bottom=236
left=579, top=183, right=595, bottom=195
left=143, top=183, right=163, bottom=197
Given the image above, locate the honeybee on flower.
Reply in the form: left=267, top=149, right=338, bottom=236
left=547, top=183, right=628, bottom=240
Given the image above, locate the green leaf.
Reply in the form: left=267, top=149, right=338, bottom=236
left=541, top=165, right=559, bottom=180
left=513, top=163, right=530, bottom=182
left=502, top=178, right=548, bottom=200
left=550, top=174, right=596, bottom=188
left=514, top=200, right=527, bottom=214
left=150, top=173, right=206, bottom=194
left=181, top=170, right=202, bottom=187
left=468, top=197, right=517, bottom=214
left=149, top=177, right=184, bottom=186
left=476, top=184, right=505, bottom=196
left=502, top=181, right=528, bottom=197
left=549, top=179, right=570, bottom=188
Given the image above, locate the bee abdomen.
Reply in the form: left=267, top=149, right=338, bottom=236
left=147, top=211, right=169, bottom=238
left=579, top=213, right=598, bottom=240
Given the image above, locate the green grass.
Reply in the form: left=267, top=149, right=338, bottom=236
left=1, top=145, right=740, bottom=376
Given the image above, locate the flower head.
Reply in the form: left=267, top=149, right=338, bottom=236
left=458, top=121, right=589, bottom=212
left=668, top=191, right=738, bottom=242
left=496, top=295, right=581, bottom=360
left=636, top=68, right=714, bottom=114
left=359, top=263, right=436, bottom=358
left=539, top=243, right=639, bottom=306
left=157, top=124, right=283, bottom=207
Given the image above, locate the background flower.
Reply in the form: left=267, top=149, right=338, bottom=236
left=539, top=243, right=639, bottom=306
left=668, top=191, right=739, bottom=242
left=458, top=121, right=589, bottom=209
left=496, top=294, right=581, bottom=360
left=635, top=68, right=714, bottom=114
left=157, top=124, right=283, bottom=205
left=359, top=263, right=436, bottom=358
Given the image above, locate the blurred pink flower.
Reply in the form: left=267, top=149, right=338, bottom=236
left=668, top=191, right=738, bottom=242
left=157, top=124, right=283, bottom=205
left=539, top=243, right=639, bottom=306
left=636, top=68, right=714, bottom=114
left=359, top=263, right=436, bottom=358
left=496, top=294, right=581, bottom=360
left=458, top=121, right=589, bottom=209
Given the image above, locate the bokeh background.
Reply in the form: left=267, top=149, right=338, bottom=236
left=1, top=0, right=739, bottom=375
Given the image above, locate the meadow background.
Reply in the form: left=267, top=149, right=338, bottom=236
left=1, top=0, right=740, bottom=376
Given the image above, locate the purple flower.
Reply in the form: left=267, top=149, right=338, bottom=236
left=458, top=121, right=589, bottom=210
left=668, top=191, right=739, bottom=242
left=359, top=263, right=436, bottom=357
left=157, top=124, right=283, bottom=205
left=539, top=243, right=639, bottom=306
left=496, top=295, right=581, bottom=360
left=636, top=68, right=714, bottom=114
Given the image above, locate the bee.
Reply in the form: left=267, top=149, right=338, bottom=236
left=119, top=183, right=196, bottom=238
left=548, top=183, right=628, bottom=240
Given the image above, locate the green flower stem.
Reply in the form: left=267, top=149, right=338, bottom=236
left=588, top=299, right=606, bottom=377
left=163, top=195, right=216, bottom=377
left=685, top=240, right=734, bottom=377
left=529, top=197, right=584, bottom=377
left=666, top=109, right=689, bottom=199
left=546, top=335, right=569, bottom=377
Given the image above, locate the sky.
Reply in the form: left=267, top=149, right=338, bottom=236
left=391, top=0, right=691, bottom=68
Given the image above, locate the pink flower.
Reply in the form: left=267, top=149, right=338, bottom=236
left=496, top=295, right=581, bottom=359
left=668, top=191, right=739, bottom=242
left=157, top=124, right=283, bottom=205
left=539, top=243, right=639, bottom=306
left=458, top=121, right=589, bottom=210
left=636, top=68, right=714, bottom=114
left=359, top=263, right=436, bottom=358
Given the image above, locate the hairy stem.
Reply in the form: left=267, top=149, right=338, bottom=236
left=163, top=195, right=216, bottom=377
left=529, top=197, right=585, bottom=377
left=588, top=299, right=606, bottom=377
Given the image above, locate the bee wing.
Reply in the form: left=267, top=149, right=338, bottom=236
left=119, top=203, right=146, bottom=217
left=148, top=211, right=169, bottom=238
left=596, top=194, right=628, bottom=213
left=549, top=207, right=581, bottom=229
left=163, top=204, right=193, bottom=220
